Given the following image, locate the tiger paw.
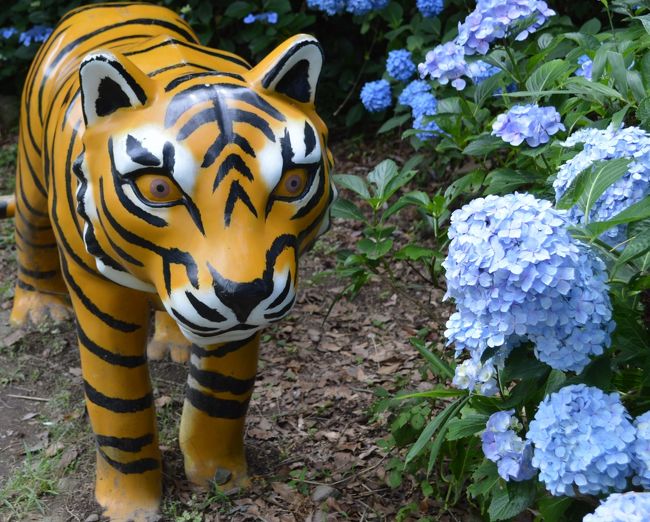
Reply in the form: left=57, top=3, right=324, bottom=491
left=185, top=457, right=250, bottom=491
left=9, top=286, right=72, bottom=327
left=146, top=338, right=191, bottom=363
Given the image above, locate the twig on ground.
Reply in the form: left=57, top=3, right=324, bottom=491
left=6, top=393, right=49, bottom=402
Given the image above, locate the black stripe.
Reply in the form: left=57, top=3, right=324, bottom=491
left=185, top=386, right=250, bottom=419
left=16, top=279, right=62, bottom=296
left=191, top=335, right=256, bottom=358
left=0, top=200, right=8, bottom=219
left=84, top=380, right=152, bottom=413
left=165, top=71, right=245, bottom=92
left=18, top=266, right=58, bottom=279
left=232, top=109, right=275, bottom=142
left=304, top=122, right=316, bottom=157
left=125, top=38, right=249, bottom=68
left=17, top=172, right=48, bottom=218
left=59, top=254, right=142, bottom=333
left=15, top=228, right=57, bottom=249
left=148, top=61, right=214, bottom=77
left=97, top=447, right=159, bottom=474
left=212, top=154, right=253, bottom=189
left=125, top=135, right=159, bottom=166
left=170, top=307, right=220, bottom=333
left=96, top=433, right=153, bottom=452
left=265, top=295, right=296, bottom=320
left=267, top=272, right=292, bottom=310
left=77, top=325, right=146, bottom=368
left=185, top=291, right=227, bottom=323
left=189, top=363, right=255, bottom=395
left=14, top=207, right=51, bottom=231
left=224, top=180, right=257, bottom=226
left=262, top=39, right=322, bottom=91
left=21, top=142, right=47, bottom=198
left=292, top=166, right=325, bottom=220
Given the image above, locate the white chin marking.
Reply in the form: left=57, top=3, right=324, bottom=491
left=177, top=325, right=262, bottom=346
left=95, top=258, right=156, bottom=293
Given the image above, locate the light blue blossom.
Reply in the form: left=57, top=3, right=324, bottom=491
left=553, top=125, right=650, bottom=247
left=346, top=0, right=389, bottom=15
left=456, top=0, right=556, bottom=56
left=243, top=12, right=278, bottom=24
left=411, top=92, right=441, bottom=140
left=527, top=384, right=635, bottom=496
left=482, top=410, right=536, bottom=481
left=386, top=49, right=416, bottom=82
left=416, top=0, right=444, bottom=17
left=360, top=79, right=391, bottom=112
left=0, top=27, right=17, bottom=39
left=306, top=0, right=346, bottom=15
left=418, top=41, right=468, bottom=90
left=632, top=411, right=650, bottom=488
left=467, top=60, right=501, bottom=84
left=452, top=357, right=500, bottom=396
left=18, top=26, right=52, bottom=47
left=583, top=492, right=650, bottom=522
left=397, top=80, right=431, bottom=107
left=444, top=194, right=614, bottom=375
left=576, top=54, right=593, bottom=81
left=492, top=104, right=565, bottom=147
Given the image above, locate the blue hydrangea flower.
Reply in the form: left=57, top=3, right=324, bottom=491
left=386, top=49, right=416, bottom=82
left=452, top=357, right=499, bottom=396
left=243, top=12, right=278, bottom=24
left=482, top=410, right=536, bottom=481
left=444, top=194, right=614, bottom=376
left=467, top=60, right=501, bottom=84
left=360, top=79, right=391, bottom=112
left=492, top=104, right=565, bottom=147
left=553, top=125, right=650, bottom=247
left=397, top=80, right=431, bottom=106
left=346, top=0, right=389, bottom=15
left=18, top=26, right=52, bottom=47
left=306, top=0, right=346, bottom=15
left=576, top=54, right=593, bottom=81
left=632, top=411, right=650, bottom=488
left=411, top=92, right=441, bottom=140
left=0, top=27, right=17, bottom=39
left=583, top=492, right=650, bottom=522
left=416, top=0, right=445, bottom=17
left=527, top=384, right=635, bottom=496
left=418, top=41, right=468, bottom=90
left=456, top=0, right=556, bottom=56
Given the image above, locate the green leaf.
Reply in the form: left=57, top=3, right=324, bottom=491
left=637, top=14, right=650, bottom=35
left=462, top=134, right=505, bottom=156
left=538, top=496, right=573, bottom=522
left=484, top=168, right=529, bottom=195
left=585, top=196, right=650, bottom=236
left=357, top=238, right=393, bottom=260
left=444, top=170, right=484, bottom=203
left=395, top=388, right=467, bottom=401
left=427, top=398, right=467, bottom=474
left=409, top=338, right=454, bottom=379
left=608, top=51, right=629, bottom=96
left=616, top=219, right=650, bottom=266
left=564, top=77, right=626, bottom=102
left=525, top=59, right=572, bottom=94
left=377, top=113, right=411, bottom=134
left=224, top=2, right=252, bottom=18
left=556, top=158, right=631, bottom=217
left=395, top=245, right=435, bottom=261
left=332, top=174, right=370, bottom=200
left=445, top=414, right=489, bottom=441
left=404, top=399, right=461, bottom=465
left=488, top=481, right=537, bottom=521
left=330, top=199, right=366, bottom=222
left=545, top=370, right=566, bottom=396
left=638, top=97, right=650, bottom=128
left=367, top=159, right=399, bottom=202
left=467, top=460, right=500, bottom=498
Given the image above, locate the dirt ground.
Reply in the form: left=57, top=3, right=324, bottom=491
left=0, top=136, right=461, bottom=522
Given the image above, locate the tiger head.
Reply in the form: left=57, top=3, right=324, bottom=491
left=74, top=35, right=335, bottom=344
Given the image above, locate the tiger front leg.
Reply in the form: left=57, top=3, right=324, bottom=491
left=180, top=334, right=260, bottom=489
left=64, top=259, right=162, bottom=521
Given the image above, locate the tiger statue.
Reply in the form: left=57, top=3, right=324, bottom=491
left=2, top=3, right=334, bottom=521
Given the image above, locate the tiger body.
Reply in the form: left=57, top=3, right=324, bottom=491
left=11, top=3, right=333, bottom=520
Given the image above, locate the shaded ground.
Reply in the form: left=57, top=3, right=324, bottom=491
left=0, top=136, right=459, bottom=521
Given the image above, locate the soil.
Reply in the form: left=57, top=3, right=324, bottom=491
left=0, top=135, right=462, bottom=521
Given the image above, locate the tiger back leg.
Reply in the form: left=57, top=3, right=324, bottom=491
left=10, top=119, right=71, bottom=327
left=62, top=254, right=162, bottom=521
left=179, top=334, right=259, bottom=488
left=147, top=310, right=191, bottom=363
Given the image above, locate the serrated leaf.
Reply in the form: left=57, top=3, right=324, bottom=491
left=377, top=113, right=411, bottom=134
left=330, top=199, right=366, bottom=222
left=445, top=414, right=489, bottom=441
left=488, top=481, right=537, bottom=521
left=525, top=59, right=572, bottom=94
left=462, top=134, right=505, bottom=156
left=538, top=496, right=573, bottom=522
left=332, top=174, right=370, bottom=200
left=357, top=238, right=393, bottom=260
left=616, top=219, right=650, bottom=266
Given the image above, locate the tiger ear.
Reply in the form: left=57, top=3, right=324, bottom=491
left=79, top=52, right=152, bottom=126
left=247, top=35, right=323, bottom=105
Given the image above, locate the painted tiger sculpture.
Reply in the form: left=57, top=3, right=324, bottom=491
left=3, top=3, right=334, bottom=520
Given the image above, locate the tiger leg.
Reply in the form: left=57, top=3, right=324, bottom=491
left=63, top=256, right=161, bottom=521
left=179, top=334, right=259, bottom=488
left=10, top=142, right=70, bottom=326
left=147, top=310, right=191, bottom=363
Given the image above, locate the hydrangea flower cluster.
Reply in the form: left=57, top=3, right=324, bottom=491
left=396, top=81, right=441, bottom=140
left=481, top=410, right=536, bottom=481
left=306, top=0, right=388, bottom=15
left=492, top=104, right=565, bottom=147
left=418, top=41, right=468, bottom=90
left=452, top=358, right=499, bottom=396
left=359, top=79, right=391, bottom=112
left=583, top=492, right=650, bottom=522
left=243, top=12, right=278, bottom=24
left=397, top=80, right=430, bottom=106
left=527, top=384, right=635, bottom=496
left=456, top=0, right=556, bottom=56
left=632, top=411, right=650, bottom=488
left=466, top=60, right=501, bottom=84
left=553, top=125, right=650, bottom=247
left=0, top=25, right=52, bottom=46
left=416, top=0, right=445, bottom=18
left=444, top=193, right=614, bottom=378
left=419, top=0, right=554, bottom=89
left=386, top=49, right=416, bottom=82
left=576, top=54, right=593, bottom=81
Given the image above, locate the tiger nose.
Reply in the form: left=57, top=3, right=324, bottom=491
left=208, top=263, right=272, bottom=322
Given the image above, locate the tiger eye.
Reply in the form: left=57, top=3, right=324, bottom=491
left=150, top=178, right=171, bottom=199
left=284, top=174, right=304, bottom=194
